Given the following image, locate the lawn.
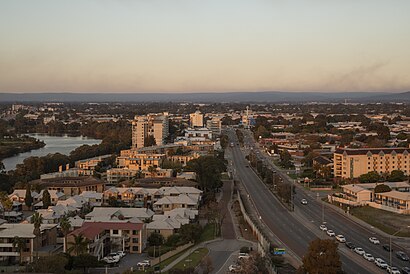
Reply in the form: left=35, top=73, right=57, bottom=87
left=171, top=248, right=209, bottom=271
left=350, top=206, right=410, bottom=237
left=199, top=223, right=216, bottom=242
left=134, top=250, right=186, bottom=274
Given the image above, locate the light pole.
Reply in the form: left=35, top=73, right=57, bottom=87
left=390, top=226, right=410, bottom=268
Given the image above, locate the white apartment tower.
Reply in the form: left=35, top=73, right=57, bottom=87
left=189, top=110, right=204, bottom=128
left=132, top=113, right=169, bottom=149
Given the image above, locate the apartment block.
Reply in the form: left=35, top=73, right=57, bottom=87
left=132, top=113, right=169, bottom=149
left=189, top=110, right=204, bottom=127
left=334, top=148, right=410, bottom=179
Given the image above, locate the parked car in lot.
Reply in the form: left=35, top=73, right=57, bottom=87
left=336, top=235, right=346, bottom=243
left=326, top=230, right=335, bottom=237
left=387, top=266, right=401, bottom=274
left=137, top=260, right=151, bottom=267
left=229, top=264, right=241, bottom=272
left=108, top=253, right=121, bottom=261
left=319, top=224, right=327, bottom=231
left=116, top=251, right=126, bottom=258
left=363, top=253, right=374, bottom=262
left=354, top=247, right=365, bottom=255
left=396, top=251, right=410, bottom=261
left=238, top=253, right=250, bottom=260
left=301, top=199, right=308, bottom=205
left=369, top=237, right=380, bottom=244
left=402, top=266, right=410, bottom=274
left=374, top=258, right=388, bottom=269
left=102, top=256, right=119, bottom=264
left=345, top=242, right=355, bottom=249
left=383, top=244, right=392, bottom=252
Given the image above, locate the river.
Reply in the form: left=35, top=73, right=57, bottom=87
left=2, top=133, right=101, bottom=171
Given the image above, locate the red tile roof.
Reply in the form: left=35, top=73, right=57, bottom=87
left=69, top=221, right=144, bottom=239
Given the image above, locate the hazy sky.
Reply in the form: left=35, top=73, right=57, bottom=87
left=1, top=0, right=410, bottom=93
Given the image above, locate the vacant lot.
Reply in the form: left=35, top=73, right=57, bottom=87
left=350, top=206, right=410, bottom=236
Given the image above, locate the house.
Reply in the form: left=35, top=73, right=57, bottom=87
left=153, top=194, right=199, bottom=213
left=32, top=190, right=66, bottom=209
left=29, top=176, right=106, bottom=196
left=0, top=223, right=58, bottom=263
left=85, top=207, right=154, bottom=222
left=66, top=220, right=146, bottom=258
left=147, top=215, right=188, bottom=238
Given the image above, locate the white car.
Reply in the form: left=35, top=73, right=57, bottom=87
left=354, top=247, right=365, bottom=255
left=369, top=237, right=380, bottom=244
left=108, top=253, right=121, bottom=261
left=374, top=258, right=388, bottom=269
left=387, top=266, right=401, bottom=274
left=319, top=224, right=327, bottom=231
left=103, top=256, right=119, bottom=264
left=238, top=253, right=250, bottom=260
left=335, top=235, right=346, bottom=243
left=116, top=251, right=126, bottom=258
left=363, top=253, right=374, bottom=262
left=229, top=264, right=241, bottom=272
left=137, top=260, right=151, bottom=267
left=301, top=199, right=308, bottom=205
left=326, top=230, right=335, bottom=237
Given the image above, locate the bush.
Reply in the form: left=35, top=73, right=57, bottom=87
left=240, top=246, right=250, bottom=253
left=166, top=234, right=182, bottom=247
left=147, top=245, right=174, bottom=257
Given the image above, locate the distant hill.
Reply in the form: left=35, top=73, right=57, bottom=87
left=0, top=91, right=408, bottom=103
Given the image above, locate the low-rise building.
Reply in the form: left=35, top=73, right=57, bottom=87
left=29, top=176, right=106, bottom=196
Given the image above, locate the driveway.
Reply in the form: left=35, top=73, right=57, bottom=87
left=90, top=252, right=149, bottom=274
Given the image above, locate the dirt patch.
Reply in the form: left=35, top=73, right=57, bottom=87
left=232, top=200, right=257, bottom=241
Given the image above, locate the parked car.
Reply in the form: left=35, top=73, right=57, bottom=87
left=383, top=244, right=392, bottom=252
left=363, top=253, right=374, bottom=262
left=137, top=260, right=151, bottom=267
left=396, top=251, right=410, bottom=261
left=116, top=251, right=126, bottom=258
left=326, top=230, right=335, bottom=237
left=336, top=235, right=346, bottom=243
left=402, top=266, right=410, bottom=274
left=354, top=247, right=365, bottom=255
left=345, top=242, right=355, bottom=249
left=108, top=253, right=121, bottom=261
left=301, top=199, right=308, bottom=205
left=238, top=253, right=250, bottom=260
left=103, top=256, right=119, bottom=264
left=229, top=264, right=241, bottom=272
left=319, top=224, right=327, bottom=231
left=369, top=237, right=380, bottom=244
left=387, top=266, right=401, bottom=274
left=374, top=258, right=388, bottom=269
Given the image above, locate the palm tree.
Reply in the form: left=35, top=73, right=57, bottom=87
left=31, top=212, right=43, bottom=261
left=12, top=236, right=26, bottom=265
left=67, top=234, right=89, bottom=256
left=59, top=216, right=71, bottom=252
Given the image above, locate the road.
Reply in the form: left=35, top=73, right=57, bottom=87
left=226, top=129, right=386, bottom=274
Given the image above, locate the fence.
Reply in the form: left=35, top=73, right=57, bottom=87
left=150, top=242, right=194, bottom=266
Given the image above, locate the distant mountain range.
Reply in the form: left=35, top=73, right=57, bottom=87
left=0, top=91, right=409, bottom=103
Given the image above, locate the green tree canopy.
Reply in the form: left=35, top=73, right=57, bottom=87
left=25, top=184, right=33, bottom=208
left=388, top=170, right=406, bottom=182
left=185, top=156, right=226, bottom=192
left=374, top=184, right=392, bottom=193
left=147, top=232, right=164, bottom=246
left=300, top=239, right=342, bottom=274
left=359, top=171, right=381, bottom=183
left=42, top=189, right=51, bottom=209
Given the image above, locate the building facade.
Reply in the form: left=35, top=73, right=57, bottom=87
left=132, top=113, right=169, bottom=149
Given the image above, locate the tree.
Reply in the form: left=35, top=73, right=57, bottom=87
left=185, top=156, right=226, bottom=192
left=72, top=254, right=102, bottom=273
left=144, top=135, right=157, bottom=147
left=25, top=184, right=33, bottom=209
left=374, top=184, right=392, bottom=193
left=31, top=254, right=69, bottom=273
left=300, top=239, right=342, bottom=274
left=60, top=216, right=71, bottom=252
left=148, top=166, right=157, bottom=178
left=42, top=189, right=51, bottom=209
left=200, top=255, right=214, bottom=274
left=388, top=170, right=406, bottom=182
left=359, top=171, right=381, bottom=183
left=67, top=234, right=89, bottom=256
left=179, top=223, right=202, bottom=243
left=31, top=212, right=43, bottom=260
left=279, top=150, right=294, bottom=169
left=147, top=232, right=164, bottom=246
left=12, top=236, right=26, bottom=265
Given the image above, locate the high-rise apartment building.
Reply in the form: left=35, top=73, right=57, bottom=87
left=189, top=110, right=204, bottom=127
left=334, top=147, right=410, bottom=179
left=132, top=113, right=169, bottom=149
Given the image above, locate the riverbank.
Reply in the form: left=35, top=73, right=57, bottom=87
left=0, top=136, right=45, bottom=160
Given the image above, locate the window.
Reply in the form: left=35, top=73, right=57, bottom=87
left=132, top=230, right=139, bottom=235
left=112, top=230, right=119, bottom=235
left=132, top=246, right=139, bottom=252
left=132, top=238, right=138, bottom=243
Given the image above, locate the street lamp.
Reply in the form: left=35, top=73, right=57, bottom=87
left=390, top=226, right=410, bottom=268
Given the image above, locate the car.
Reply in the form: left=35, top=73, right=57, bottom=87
left=354, top=247, right=365, bottom=255
left=116, top=251, right=126, bottom=258
left=238, top=253, right=250, bottom=260
left=387, top=266, right=401, bottom=274
left=301, top=199, right=308, bottom=205
left=374, top=258, right=388, bottom=269
left=137, top=260, right=151, bottom=267
left=326, top=230, right=335, bottom=237
left=229, top=264, right=241, bottom=272
left=383, top=244, right=392, bottom=252
left=335, top=235, right=346, bottom=243
left=108, top=253, right=121, bottom=260
left=363, top=253, right=374, bottom=262
left=345, top=242, right=355, bottom=249
left=103, top=256, right=119, bottom=264
left=402, top=267, right=410, bottom=274
left=319, top=224, right=327, bottom=231
left=396, top=251, right=410, bottom=261
left=369, top=237, right=380, bottom=244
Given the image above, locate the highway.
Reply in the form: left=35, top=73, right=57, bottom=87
left=226, top=129, right=390, bottom=274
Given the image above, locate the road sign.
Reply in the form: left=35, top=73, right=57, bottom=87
left=273, top=248, right=286, bottom=255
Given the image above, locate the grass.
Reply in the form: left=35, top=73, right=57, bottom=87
left=199, top=223, right=216, bottom=242
left=350, top=206, right=410, bottom=237
left=134, top=249, right=187, bottom=274
left=171, top=248, right=209, bottom=271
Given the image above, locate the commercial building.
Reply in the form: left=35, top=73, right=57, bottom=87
left=334, top=148, right=410, bottom=179
left=206, top=117, right=222, bottom=137
left=131, top=113, right=169, bottom=149
left=189, top=110, right=204, bottom=127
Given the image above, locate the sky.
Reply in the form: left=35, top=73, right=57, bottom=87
left=0, top=0, right=410, bottom=93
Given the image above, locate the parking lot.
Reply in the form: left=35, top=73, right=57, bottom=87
left=89, top=253, right=149, bottom=274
